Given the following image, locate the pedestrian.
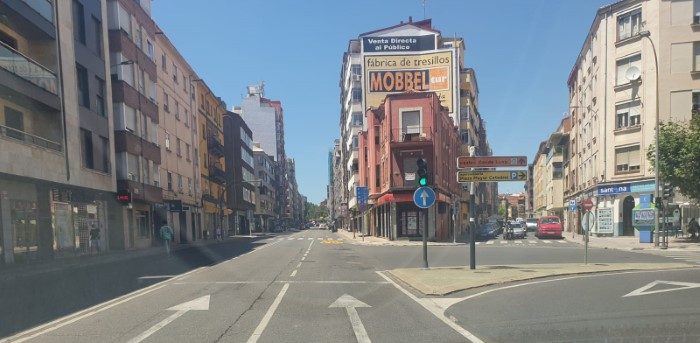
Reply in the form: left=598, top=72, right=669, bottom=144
left=89, top=224, right=101, bottom=254
left=216, top=227, right=222, bottom=241
left=159, top=221, right=174, bottom=255
left=688, top=218, right=699, bottom=240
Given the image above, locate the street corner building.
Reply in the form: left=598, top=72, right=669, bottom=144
left=357, top=92, right=460, bottom=241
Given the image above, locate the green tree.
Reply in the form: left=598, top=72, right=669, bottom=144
left=647, top=117, right=700, bottom=202
left=305, top=201, right=329, bottom=221
left=498, top=204, right=506, bottom=217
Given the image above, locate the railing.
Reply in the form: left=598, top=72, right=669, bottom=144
left=208, top=163, right=226, bottom=183
left=0, top=124, right=62, bottom=151
left=391, top=126, right=433, bottom=143
left=207, top=136, right=225, bottom=157
left=0, top=41, right=57, bottom=94
left=23, top=0, right=54, bottom=23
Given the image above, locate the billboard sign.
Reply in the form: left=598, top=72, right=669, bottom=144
left=362, top=35, right=436, bottom=53
left=457, top=170, right=527, bottom=183
left=364, top=50, right=455, bottom=115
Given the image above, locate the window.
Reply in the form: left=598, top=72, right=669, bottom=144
left=351, top=135, right=358, bottom=150
left=176, top=138, right=181, bottom=156
left=694, top=42, right=700, bottom=72
left=127, top=153, right=140, bottom=181
left=173, top=63, right=178, bottom=83
left=351, top=112, right=363, bottom=126
left=167, top=172, right=173, bottom=190
left=163, top=92, right=169, bottom=112
left=72, top=0, right=85, bottom=44
left=351, top=64, right=361, bottom=76
left=136, top=211, right=149, bottom=238
left=461, top=107, right=470, bottom=120
left=161, top=54, right=167, bottom=72
left=401, top=110, right=421, bottom=134
left=147, top=40, right=154, bottom=60
left=184, top=110, right=189, bottom=127
left=117, top=3, right=131, bottom=36
left=177, top=174, right=183, bottom=192
left=693, top=92, right=700, bottom=118
left=616, top=54, right=641, bottom=85
left=186, top=143, right=190, bottom=160
left=242, top=147, right=254, bottom=166
left=615, top=145, right=641, bottom=173
left=135, top=25, right=142, bottom=49
left=4, top=106, right=24, bottom=139
left=100, top=136, right=110, bottom=173
left=165, top=132, right=170, bottom=150
left=351, top=88, right=362, bottom=102
left=194, top=148, right=198, bottom=165
left=460, top=129, right=469, bottom=144
left=95, top=77, right=105, bottom=116
left=616, top=100, right=641, bottom=129
left=174, top=101, right=179, bottom=120
left=93, top=17, right=102, bottom=56
left=81, top=128, right=94, bottom=169
left=183, top=75, right=187, bottom=92
left=123, top=103, right=136, bottom=132
left=187, top=177, right=192, bottom=195
left=152, top=162, right=160, bottom=186
left=617, top=9, right=641, bottom=40
left=76, top=63, right=90, bottom=108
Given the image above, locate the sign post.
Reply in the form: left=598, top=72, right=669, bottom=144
left=581, top=199, right=595, bottom=265
left=414, top=187, right=436, bottom=269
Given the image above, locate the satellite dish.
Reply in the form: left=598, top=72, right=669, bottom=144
left=625, top=66, right=641, bottom=81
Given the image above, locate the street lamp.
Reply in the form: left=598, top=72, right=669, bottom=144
left=638, top=30, right=663, bottom=248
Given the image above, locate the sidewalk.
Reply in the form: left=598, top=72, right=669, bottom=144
left=564, top=232, right=700, bottom=252
left=0, top=235, right=260, bottom=282
left=336, top=229, right=465, bottom=246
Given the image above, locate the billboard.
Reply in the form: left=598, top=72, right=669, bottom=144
left=363, top=50, right=455, bottom=114
left=362, top=35, right=436, bottom=53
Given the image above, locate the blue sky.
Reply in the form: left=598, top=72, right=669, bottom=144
left=153, top=0, right=611, bottom=204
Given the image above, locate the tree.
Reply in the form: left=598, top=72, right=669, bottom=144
left=647, top=117, right=700, bottom=203
left=305, top=201, right=329, bottom=221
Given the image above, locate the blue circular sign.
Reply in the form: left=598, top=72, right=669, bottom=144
left=413, top=187, right=436, bottom=209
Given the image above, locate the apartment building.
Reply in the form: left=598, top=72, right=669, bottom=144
left=196, top=81, right=226, bottom=237
left=358, top=92, right=460, bottom=241
left=524, top=164, right=535, bottom=218
left=154, top=27, right=200, bottom=243
left=252, top=144, right=276, bottom=232
left=565, top=0, right=700, bottom=236
left=533, top=117, right=571, bottom=219
left=0, top=0, right=115, bottom=264
left=223, top=111, right=256, bottom=235
left=107, top=0, right=162, bottom=249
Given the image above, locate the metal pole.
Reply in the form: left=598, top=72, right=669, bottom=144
left=469, top=182, right=476, bottom=270
left=584, top=211, right=589, bottom=265
left=422, top=208, right=428, bottom=269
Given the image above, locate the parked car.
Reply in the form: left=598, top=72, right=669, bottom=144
left=476, top=223, right=498, bottom=241
left=509, top=222, right=527, bottom=239
left=536, top=216, right=563, bottom=238
left=525, top=219, right=538, bottom=232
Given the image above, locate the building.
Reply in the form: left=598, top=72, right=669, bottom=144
left=1, top=0, right=116, bottom=264
left=564, top=0, right=700, bottom=236
left=223, top=111, right=256, bottom=235
left=286, top=158, right=302, bottom=227
left=196, top=82, right=227, bottom=237
left=524, top=164, right=535, bottom=218
left=154, top=26, right=200, bottom=243
left=237, top=84, right=290, bottom=227
left=336, top=18, right=497, bottom=236
left=533, top=117, right=571, bottom=220
left=252, top=143, right=276, bottom=232
left=500, top=193, right=526, bottom=220
left=329, top=139, right=345, bottom=228
left=358, top=92, right=460, bottom=241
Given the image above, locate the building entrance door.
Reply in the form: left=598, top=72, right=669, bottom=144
left=622, top=196, right=636, bottom=236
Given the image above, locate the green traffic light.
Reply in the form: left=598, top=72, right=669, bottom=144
left=419, top=177, right=427, bottom=186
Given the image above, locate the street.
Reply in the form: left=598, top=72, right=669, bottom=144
left=2, top=229, right=699, bottom=343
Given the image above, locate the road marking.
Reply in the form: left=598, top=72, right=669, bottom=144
left=173, top=281, right=267, bottom=285
left=301, top=256, right=306, bottom=261
left=290, top=269, right=298, bottom=277
left=527, top=240, right=537, bottom=244
left=623, top=280, right=700, bottom=297
left=287, top=238, right=295, bottom=241
left=486, top=241, right=494, bottom=245
left=514, top=240, right=522, bottom=244
left=137, top=275, right=177, bottom=280
left=329, top=295, right=371, bottom=343
left=279, top=280, right=391, bottom=284
left=247, top=283, right=290, bottom=343
left=542, top=240, right=552, bottom=244
left=499, top=241, right=506, bottom=244
left=308, top=238, right=314, bottom=240
left=126, top=295, right=210, bottom=343
left=376, top=271, right=484, bottom=343
left=475, top=242, right=482, bottom=245
left=557, top=240, right=567, bottom=243
left=296, top=262, right=302, bottom=268
left=297, top=237, right=304, bottom=240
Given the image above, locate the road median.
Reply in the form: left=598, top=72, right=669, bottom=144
left=388, top=263, right=695, bottom=296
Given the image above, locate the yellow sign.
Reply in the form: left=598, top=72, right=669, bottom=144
left=457, top=170, right=528, bottom=183
left=364, top=50, right=455, bottom=114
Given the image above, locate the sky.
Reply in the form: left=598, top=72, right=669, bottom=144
left=152, top=0, right=612, bottom=204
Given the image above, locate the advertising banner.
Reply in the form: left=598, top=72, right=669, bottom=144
left=596, top=208, right=614, bottom=234
left=364, top=50, right=455, bottom=114
left=362, top=35, right=436, bottom=53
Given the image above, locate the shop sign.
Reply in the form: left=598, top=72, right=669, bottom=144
left=116, top=191, right=131, bottom=204
left=362, top=35, right=436, bottom=53
left=166, top=200, right=183, bottom=212
left=597, top=184, right=630, bottom=195
left=630, top=181, right=656, bottom=193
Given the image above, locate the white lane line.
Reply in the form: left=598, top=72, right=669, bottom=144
left=557, top=240, right=567, bottom=243
left=486, top=241, right=494, bottom=245
left=376, top=271, right=484, bottom=343
left=301, top=256, right=306, bottom=261
left=296, top=262, right=302, bottom=268
left=247, top=283, right=290, bottom=343
left=290, top=269, right=298, bottom=277
left=499, top=241, right=506, bottom=244
left=126, top=310, right=187, bottom=343
left=287, top=238, right=295, bottom=241
left=514, top=240, right=523, bottom=244
left=137, top=275, right=177, bottom=280
left=297, top=237, right=304, bottom=240
left=527, top=240, right=537, bottom=244
left=308, top=238, right=314, bottom=240
left=280, top=280, right=391, bottom=284
left=542, top=240, right=552, bottom=244
left=173, top=281, right=266, bottom=285
left=475, top=242, right=482, bottom=245
left=317, top=238, right=323, bottom=240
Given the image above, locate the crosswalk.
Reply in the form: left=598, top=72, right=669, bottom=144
left=651, top=250, right=700, bottom=265
left=475, top=239, right=570, bottom=246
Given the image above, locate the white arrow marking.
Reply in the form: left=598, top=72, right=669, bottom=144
left=127, top=295, right=210, bottom=343
left=623, top=280, right=700, bottom=297
left=330, top=294, right=371, bottom=343
left=420, top=190, right=428, bottom=207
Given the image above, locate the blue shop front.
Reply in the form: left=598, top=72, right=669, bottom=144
left=593, top=179, right=656, bottom=237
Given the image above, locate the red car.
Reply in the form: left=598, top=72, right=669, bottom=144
left=536, top=216, right=563, bottom=239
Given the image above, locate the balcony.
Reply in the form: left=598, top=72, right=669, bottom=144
left=0, top=40, right=57, bottom=95
left=1, top=124, right=61, bottom=151
left=391, top=126, right=433, bottom=144
left=209, top=162, right=226, bottom=184
left=22, top=0, right=53, bottom=23
left=208, top=136, right=225, bottom=157
left=1, top=0, right=55, bottom=37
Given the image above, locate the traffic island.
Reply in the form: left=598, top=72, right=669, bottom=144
left=388, top=263, right=695, bottom=296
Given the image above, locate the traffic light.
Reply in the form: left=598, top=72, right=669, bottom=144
left=655, top=196, right=663, bottom=210
left=662, top=182, right=674, bottom=199
left=416, top=158, right=428, bottom=187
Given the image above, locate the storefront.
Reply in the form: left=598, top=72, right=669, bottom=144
left=594, top=180, right=656, bottom=237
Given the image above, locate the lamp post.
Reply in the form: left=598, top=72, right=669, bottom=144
left=638, top=30, right=662, bottom=247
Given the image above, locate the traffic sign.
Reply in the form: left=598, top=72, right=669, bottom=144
left=356, top=187, right=368, bottom=205
left=413, top=187, right=436, bottom=209
left=457, top=156, right=527, bottom=169
left=568, top=200, right=577, bottom=212
left=581, top=211, right=595, bottom=232
left=582, top=198, right=594, bottom=212
left=457, top=170, right=527, bottom=183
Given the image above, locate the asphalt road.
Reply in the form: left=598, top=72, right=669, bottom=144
left=2, top=229, right=698, bottom=342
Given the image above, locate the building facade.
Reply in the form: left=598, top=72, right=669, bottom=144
left=564, top=0, right=700, bottom=236
left=1, top=0, right=116, bottom=264
left=358, top=92, right=460, bottom=241
left=252, top=143, right=276, bottom=232
left=533, top=117, right=571, bottom=219
left=223, top=111, right=256, bottom=235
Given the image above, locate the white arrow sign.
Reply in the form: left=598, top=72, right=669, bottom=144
left=623, top=280, right=700, bottom=297
left=330, top=294, right=371, bottom=343
left=127, top=295, right=210, bottom=343
left=420, top=190, right=428, bottom=207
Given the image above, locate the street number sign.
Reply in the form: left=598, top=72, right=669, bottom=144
left=457, top=170, right=527, bottom=183
left=457, top=156, right=527, bottom=169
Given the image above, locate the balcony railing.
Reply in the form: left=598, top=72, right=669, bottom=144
left=209, top=163, right=226, bottom=184
left=391, top=126, right=433, bottom=143
left=0, top=41, right=57, bottom=94
left=207, top=136, right=225, bottom=157
left=23, top=0, right=54, bottom=23
left=1, top=124, right=62, bottom=151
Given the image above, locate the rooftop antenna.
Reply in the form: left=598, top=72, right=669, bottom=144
left=421, top=0, right=427, bottom=19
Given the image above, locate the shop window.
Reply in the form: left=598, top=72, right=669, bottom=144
left=136, top=211, right=150, bottom=238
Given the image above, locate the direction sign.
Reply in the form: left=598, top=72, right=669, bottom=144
left=413, top=187, right=436, bottom=209
left=356, top=187, right=368, bottom=205
left=457, top=156, right=527, bottom=169
left=582, top=198, right=594, bottom=211
left=457, top=170, right=527, bottom=183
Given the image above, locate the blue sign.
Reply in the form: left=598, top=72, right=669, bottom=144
left=356, top=187, right=369, bottom=205
left=413, top=187, right=436, bottom=209
left=597, top=184, right=630, bottom=195
left=568, top=200, right=577, bottom=212
left=630, top=181, right=656, bottom=193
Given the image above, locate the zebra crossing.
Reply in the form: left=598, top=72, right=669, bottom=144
left=475, top=239, right=570, bottom=247
left=652, top=250, right=700, bottom=265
